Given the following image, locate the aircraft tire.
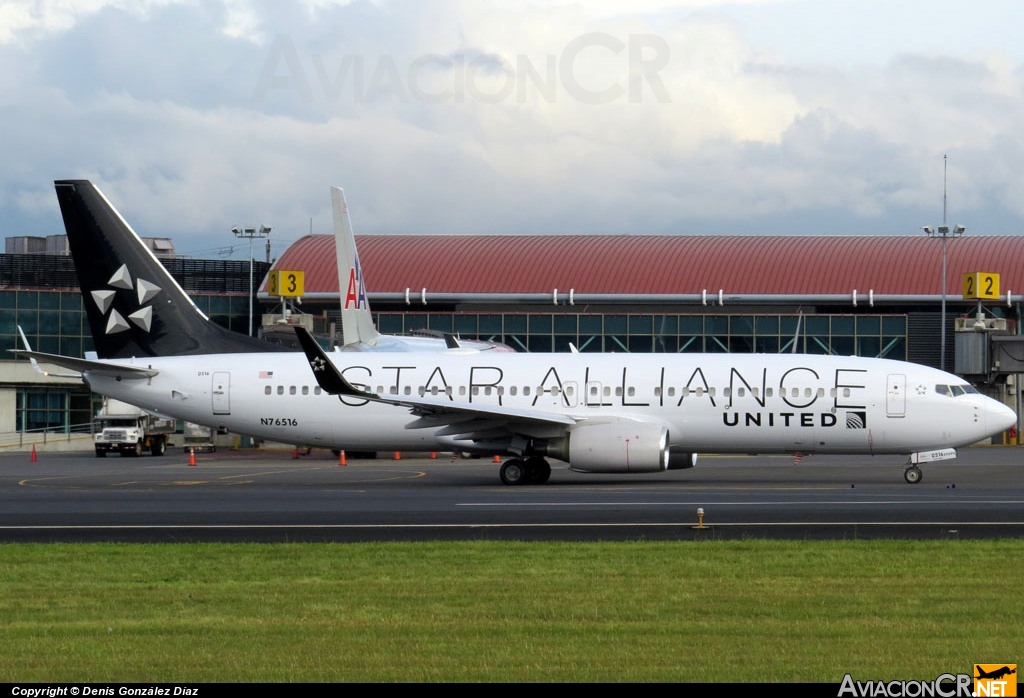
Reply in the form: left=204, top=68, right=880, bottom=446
left=904, top=465, right=923, bottom=484
left=525, top=458, right=551, bottom=485
left=500, top=459, right=526, bottom=486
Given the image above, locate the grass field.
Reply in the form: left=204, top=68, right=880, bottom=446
left=1, top=540, right=1021, bottom=683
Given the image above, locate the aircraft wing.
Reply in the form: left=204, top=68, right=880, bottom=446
left=294, top=326, right=575, bottom=439
left=8, top=349, right=159, bottom=379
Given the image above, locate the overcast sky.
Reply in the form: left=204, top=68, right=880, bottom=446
left=2, top=0, right=1023, bottom=260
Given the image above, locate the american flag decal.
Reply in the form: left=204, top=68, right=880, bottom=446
left=259, top=370, right=274, bottom=379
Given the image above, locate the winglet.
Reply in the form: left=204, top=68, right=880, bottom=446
left=17, top=325, right=82, bottom=378
left=294, top=325, right=368, bottom=397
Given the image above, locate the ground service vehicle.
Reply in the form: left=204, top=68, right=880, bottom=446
left=94, top=398, right=175, bottom=457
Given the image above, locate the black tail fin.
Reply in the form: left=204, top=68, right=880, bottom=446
left=54, top=179, right=288, bottom=358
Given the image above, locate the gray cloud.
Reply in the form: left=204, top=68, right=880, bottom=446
left=2, top=0, right=1023, bottom=259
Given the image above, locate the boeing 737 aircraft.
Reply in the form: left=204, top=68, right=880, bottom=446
left=332, top=186, right=513, bottom=353
left=12, top=179, right=1016, bottom=486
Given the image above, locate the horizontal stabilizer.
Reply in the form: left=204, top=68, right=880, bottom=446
left=8, top=349, right=158, bottom=379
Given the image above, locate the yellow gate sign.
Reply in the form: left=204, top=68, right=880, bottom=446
left=268, top=270, right=304, bottom=297
left=962, top=272, right=999, bottom=300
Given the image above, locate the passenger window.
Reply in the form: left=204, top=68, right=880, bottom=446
left=276, top=386, right=284, bottom=395
left=302, top=386, right=309, bottom=395
left=264, top=386, right=272, bottom=395
left=289, top=386, right=296, bottom=395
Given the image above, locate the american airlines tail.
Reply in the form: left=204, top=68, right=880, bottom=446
left=54, top=180, right=289, bottom=358
left=332, top=186, right=382, bottom=347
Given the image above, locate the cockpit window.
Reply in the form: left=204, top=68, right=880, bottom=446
left=936, top=383, right=980, bottom=397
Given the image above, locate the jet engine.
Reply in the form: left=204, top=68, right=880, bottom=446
left=542, top=420, right=670, bottom=473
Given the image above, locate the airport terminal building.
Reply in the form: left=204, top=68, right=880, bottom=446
left=3, top=232, right=1024, bottom=441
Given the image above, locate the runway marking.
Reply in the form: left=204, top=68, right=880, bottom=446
left=457, top=499, right=1024, bottom=507
left=17, top=466, right=427, bottom=489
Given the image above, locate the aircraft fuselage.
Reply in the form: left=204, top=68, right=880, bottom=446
left=86, top=351, right=1004, bottom=456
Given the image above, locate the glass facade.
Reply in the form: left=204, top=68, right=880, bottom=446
left=3, top=287, right=251, bottom=436
left=376, top=312, right=909, bottom=359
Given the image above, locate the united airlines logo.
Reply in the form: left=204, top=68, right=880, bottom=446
left=846, top=411, right=867, bottom=429
left=90, top=263, right=160, bottom=335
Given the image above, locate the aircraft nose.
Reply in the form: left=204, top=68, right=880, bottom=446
left=989, top=400, right=1018, bottom=434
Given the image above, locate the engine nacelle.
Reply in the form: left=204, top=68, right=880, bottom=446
left=546, top=420, right=670, bottom=474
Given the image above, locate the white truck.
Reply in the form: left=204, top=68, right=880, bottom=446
left=93, top=398, right=175, bottom=457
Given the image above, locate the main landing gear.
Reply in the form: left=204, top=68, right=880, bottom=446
left=499, top=457, right=552, bottom=486
left=904, top=465, right=923, bottom=484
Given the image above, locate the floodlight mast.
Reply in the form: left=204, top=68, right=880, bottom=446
left=922, top=155, right=964, bottom=372
left=231, top=225, right=271, bottom=337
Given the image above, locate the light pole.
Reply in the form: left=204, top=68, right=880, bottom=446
left=922, top=156, right=964, bottom=371
left=231, top=225, right=271, bottom=337
left=922, top=224, right=965, bottom=371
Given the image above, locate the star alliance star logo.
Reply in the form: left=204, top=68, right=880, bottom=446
left=310, top=357, right=326, bottom=372
left=90, top=264, right=161, bottom=335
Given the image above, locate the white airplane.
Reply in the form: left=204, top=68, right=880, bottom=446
left=13, top=179, right=1016, bottom=486
left=331, top=185, right=513, bottom=353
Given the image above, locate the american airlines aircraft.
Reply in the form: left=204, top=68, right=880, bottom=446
left=13, top=179, right=1016, bottom=486
left=331, top=186, right=513, bottom=353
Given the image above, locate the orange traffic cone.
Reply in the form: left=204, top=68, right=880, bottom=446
left=493, top=454, right=500, bottom=463
left=394, top=451, right=401, bottom=460
left=292, top=447, right=300, bottom=460
left=30, top=444, right=38, bottom=462
left=430, top=452, right=437, bottom=459
left=339, top=450, right=347, bottom=466
left=188, top=448, right=196, bottom=467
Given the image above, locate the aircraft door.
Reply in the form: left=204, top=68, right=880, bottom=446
left=886, top=374, right=906, bottom=417
left=212, top=371, right=231, bottom=415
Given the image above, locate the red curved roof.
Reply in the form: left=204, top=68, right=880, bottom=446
left=268, top=234, right=1024, bottom=297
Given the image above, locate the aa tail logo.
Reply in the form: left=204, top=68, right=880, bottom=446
left=343, top=256, right=369, bottom=310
